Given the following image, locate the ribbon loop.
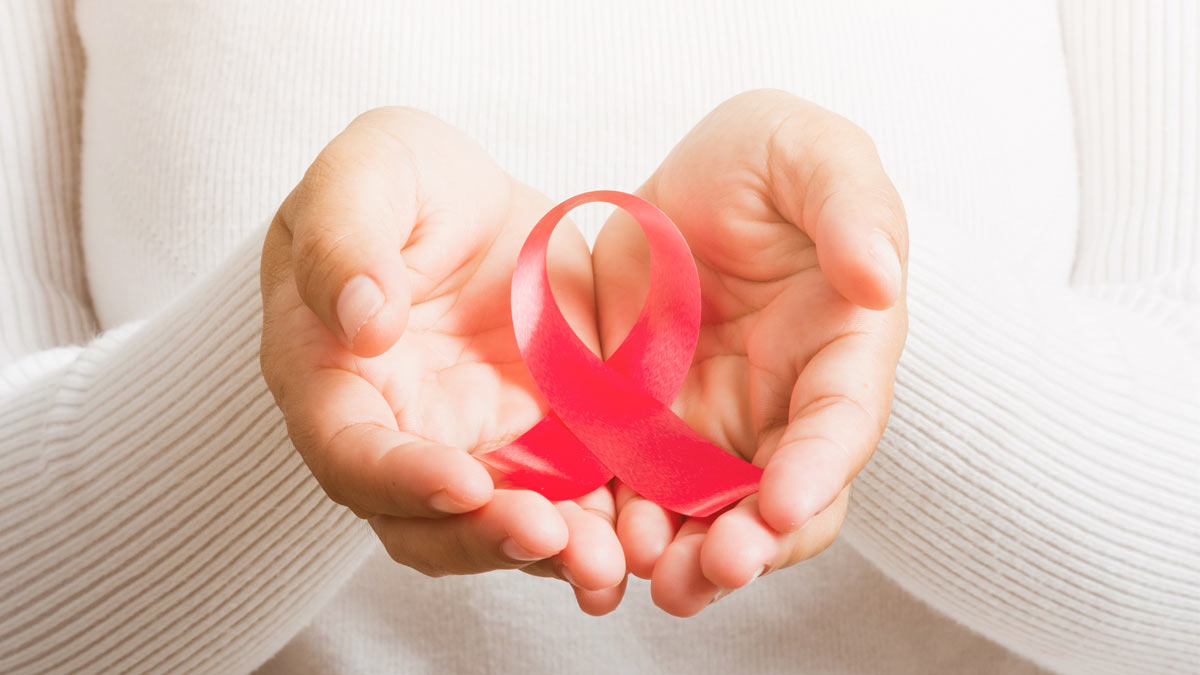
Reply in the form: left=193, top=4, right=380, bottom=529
left=482, top=191, right=761, bottom=517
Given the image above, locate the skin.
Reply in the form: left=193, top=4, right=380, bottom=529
left=259, top=89, right=908, bottom=618
left=259, top=108, right=627, bottom=615
left=592, top=90, right=908, bottom=616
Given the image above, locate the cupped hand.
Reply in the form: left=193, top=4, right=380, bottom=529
left=592, top=89, right=909, bottom=616
left=259, top=108, right=626, bottom=614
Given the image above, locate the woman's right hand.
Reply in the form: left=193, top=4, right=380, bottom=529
left=258, top=108, right=626, bottom=614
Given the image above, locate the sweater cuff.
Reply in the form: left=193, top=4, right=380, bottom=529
left=0, top=224, right=375, bottom=675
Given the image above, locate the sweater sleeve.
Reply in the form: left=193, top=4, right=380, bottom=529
left=843, top=3, right=1200, bottom=672
left=843, top=239, right=1200, bottom=675
left=0, top=3, right=375, bottom=674
left=0, top=228, right=377, bottom=675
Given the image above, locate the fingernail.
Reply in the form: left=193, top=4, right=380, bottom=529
left=710, top=587, right=734, bottom=605
left=710, top=565, right=766, bottom=605
left=427, top=490, right=474, bottom=514
left=867, top=230, right=902, bottom=298
left=561, top=566, right=580, bottom=587
left=747, top=566, right=766, bottom=584
left=501, top=538, right=544, bottom=562
left=336, top=275, right=385, bottom=347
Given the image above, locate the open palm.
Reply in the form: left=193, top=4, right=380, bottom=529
left=592, top=90, right=908, bottom=615
left=260, top=109, right=625, bottom=614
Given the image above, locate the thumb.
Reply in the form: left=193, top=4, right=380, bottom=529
left=769, top=106, right=908, bottom=310
left=276, top=116, right=421, bottom=357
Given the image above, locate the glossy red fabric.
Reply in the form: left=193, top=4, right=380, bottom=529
left=481, top=191, right=762, bottom=517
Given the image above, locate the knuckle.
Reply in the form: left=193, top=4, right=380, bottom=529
left=292, top=141, right=376, bottom=220
left=291, top=223, right=354, bottom=303
left=581, top=504, right=616, bottom=527
left=404, top=554, right=449, bottom=578
left=298, top=151, right=346, bottom=199
left=258, top=348, right=283, bottom=406
left=373, top=517, right=474, bottom=578
left=260, top=221, right=297, bottom=309
left=803, top=109, right=876, bottom=155
left=808, top=391, right=886, bottom=437
left=382, top=541, right=418, bottom=570
left=449, top=523, right=498, bottom=572
left=803, top=113, right=878, bottom=170
left=388, top=541, right=450, bottom=578
left=801, top=146, right=906, bottom=243
left=801, top=120, right=908, bottom=244
left=833, top=116, right=876, bottom=152
left=348, top=107, right=442, bottom=162
left=258, top=319, right=292, bottom=404
left=318, top=481, right=350, bottom=509
left=294, top=435, right=348, bottom=505
left=857, top=183, right=906, bottom=228
left=350, top=105, right=425, bottom=129
left=728, top=87, right=800, bottom=111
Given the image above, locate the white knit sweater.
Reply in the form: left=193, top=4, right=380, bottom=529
left=1, top=1, right=1197, bottom=673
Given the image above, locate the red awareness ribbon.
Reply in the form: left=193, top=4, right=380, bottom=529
left=481, top=190, right=761, bottom=517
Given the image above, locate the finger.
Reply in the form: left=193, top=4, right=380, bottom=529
left=572, top=575, right=628, bottom=616
left=703, top=487, right=850, bottom=601
left=649, top=518, right=718, bottom=617
left=284, top=366, right=493, bottom=517
left=523, top=487, right=626, bottom=591
left=555, top=490, right=626, bottom=590
left=521, top=488, right=628, bottom=616
left=757, top=329, right=898, bottom=533
left=276, top=109, right=435, bottom=356
left=259, top=217, right=298, bottom=306
left=777, top=486, right=850, bottom=565
left=614, top=481, right=683, bottom=579
left=698, top=496, right=778, bottom=590
left=766, top=98, right=908, bottom=310
left=370, top=489, right=569, bottom=576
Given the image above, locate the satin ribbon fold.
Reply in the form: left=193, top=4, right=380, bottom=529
left=482, top=191, right=761, bottom=517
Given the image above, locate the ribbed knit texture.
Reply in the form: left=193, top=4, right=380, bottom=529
left=1, top=1, right=1196, bottom=674
left=845, top=3, right=1200, bottom=673
left=0, top=2, right=375, bottom=674
left=0, top=0, right=94, bottom=360
left=1064, top=0, right=1199, bottom=299
left=0, top=230, right=374, bottom=674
